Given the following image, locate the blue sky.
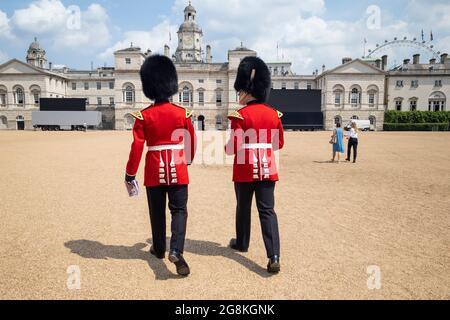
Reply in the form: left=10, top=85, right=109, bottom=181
left=1, top=0, right=449, bottom=73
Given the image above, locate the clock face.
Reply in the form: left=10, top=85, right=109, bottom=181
left=184, top=35, right=193, bottom=47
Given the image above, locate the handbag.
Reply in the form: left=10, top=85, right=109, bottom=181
left=329, top=136, right=336, bottom=144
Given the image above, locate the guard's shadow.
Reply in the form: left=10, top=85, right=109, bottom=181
left=64, top=238, right=273, bottom=281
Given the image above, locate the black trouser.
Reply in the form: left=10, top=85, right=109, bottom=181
left=347, top=137, right=358, bottom=162
left=146, top=185, right=188, bottom=254
left=234, top=181, right=280, bottom=258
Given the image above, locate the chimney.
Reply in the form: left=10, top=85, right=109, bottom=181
left=322, top=64, right=325, bottom=73
left=206, top=45, right=212, bottom=63
left=375, top=58, right=381, bottom=69
left=403, top=59, right=410, bottom=65
left=413, top=54, right=420, bottom=64
left=430, top=58, right=436, bottom=64
left=315, top=69, right=318, bottom=75
left=164, top=45, right=170, bottom=57
left=441, top=53, right=448, bottom=64
left=381, top=55, right=388, bottom=70
left=342, top=57, right=352, bottom=64
left=49, top=62, right=52, bottom=70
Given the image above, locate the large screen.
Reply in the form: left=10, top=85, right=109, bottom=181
left=268, top=89, right=323, bottom=130
left=40, top=98, right=87, bottom=111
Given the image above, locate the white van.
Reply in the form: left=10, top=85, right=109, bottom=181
left=345, top=120, right=371, bottom=131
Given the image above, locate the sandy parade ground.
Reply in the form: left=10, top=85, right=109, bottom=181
left=0, top=130, right=449, bottom=300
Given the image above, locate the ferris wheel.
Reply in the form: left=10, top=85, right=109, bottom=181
left=364, top=37, right=441, bottom=60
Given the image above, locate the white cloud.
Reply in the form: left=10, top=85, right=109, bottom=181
left=11, top=0, right=111, bottom=49
left=98, top=20, right=178, bottom=61
left=0, top=50, right=9, bottom=64
left=0, top=10, right=13, bottom=39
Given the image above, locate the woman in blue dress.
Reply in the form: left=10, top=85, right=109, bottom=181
left=331, top=122, right=345, bottom=162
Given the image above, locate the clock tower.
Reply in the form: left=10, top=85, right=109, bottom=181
left=175, top=1, right=203, bottom=63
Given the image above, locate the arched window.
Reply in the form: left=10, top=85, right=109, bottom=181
left=0, top=86, right=7, bottom=107
left=123, top=84, right=135, bottom=104
left=30, top=85, right=41, bottom=106
left=334, top=115, right=342, bottom=125
left=124, top=114, right=135, bottom=130
left=0, top=116, right=7, bottom=129
left=367, top=85, right=379, bottom=108
left=350, top=87, right=361, bottom=106
left=178, top=83, right=193, bottom=106
left=369, top=116, right=376, bottom=130
left=15, top=87, right=25, bottom=105
left=332, top=85, right=344, bottom=107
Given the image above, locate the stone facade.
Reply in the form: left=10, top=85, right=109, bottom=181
left=1, top=2, right=449, bottom=131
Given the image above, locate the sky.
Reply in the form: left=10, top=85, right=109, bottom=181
left=0, top=0, right=449, bottom=74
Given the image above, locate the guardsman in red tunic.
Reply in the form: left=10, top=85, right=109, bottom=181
left=225, top=56, right=284, bottom=273
left=125, top=54, right=196, bottom=276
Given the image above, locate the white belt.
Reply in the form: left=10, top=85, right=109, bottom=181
left=148, top=144, right=184, bottom=151
left=242, top=143, right=273, bottom=149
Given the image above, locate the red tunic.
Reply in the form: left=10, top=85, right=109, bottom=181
left=125, top=102, right=196, bottom=187
left=225, top=102, right=284, bottom=183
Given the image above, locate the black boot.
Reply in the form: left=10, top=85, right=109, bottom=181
left=267, top=255, right=280, bottom=273
left=150, top=246, right=165, bottom=259
left=168, top=250, right=190, bottom=276
left=229, top=238, right=248, bottom=253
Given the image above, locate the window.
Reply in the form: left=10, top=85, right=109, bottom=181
left=411, top=80, right=419, bottom=88
left=125, top=86, right=134, bottom=103
left=0, top=93, right=6, bottom=106
left=334, top=91, right=342, bottom=106
left=368, top=93, right=375, bottom=106
left=182, top=86, right=191, bottom=106
left=97, top=82, right=101, bottom=90
left=199, top=79, right=204, bottom=83
left=109, top=97, right=114, bottom=105
left=307, top=83, right=312, bottom=90
left=274, top=67, right=278, bottom=76
left=395, top=100, right=402, bottom=111
left=396, top=80, right=404, bottom=88
left=351, top=115, right=359, bottom=120
left=334, top=116, right=342, bottom=125
left=33, top=92, right=40, bottom=105
left=72, top=82, right=77, bottom=90
left=281, top=82, right=286, bottom=90
left=198, top=91, right=204, bottom=106
left=216, top=79, right=222, bottom=84
left=84, top=82, right=89, bottom=90
left=216, top=90, right=222, bottom=106
left=428, top=92, right=446, bottom=112
left=369, top=116, right=376, bottom=128
left=350, top=88, right=360, bottom=106
left=410, top=99, right=417, bottom=111
left=294, top=82, right=299, bottom=90
left=15, top=88, right=24, bottom=105
left=109, top=82, right=114, bottom=90
left=97, top=97, right=102, bottom=105
left=125, top=58, right=131, bottom=64
left=435, top=80, right=442, bottom=87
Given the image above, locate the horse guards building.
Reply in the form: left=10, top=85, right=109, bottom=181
left=0, top=2, right=449, bottom=131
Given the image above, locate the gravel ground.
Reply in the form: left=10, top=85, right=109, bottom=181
left=0, top=130, right=449, bottom=299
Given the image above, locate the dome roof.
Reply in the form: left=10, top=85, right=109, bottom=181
left=178, top=21, right=202, bottom=33
left=184, top=2, right=196, bottom=13
left=29, top=37, right=43, bottom=51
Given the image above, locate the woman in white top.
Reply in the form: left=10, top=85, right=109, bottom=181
left=346, top=122, right=359, bottom=163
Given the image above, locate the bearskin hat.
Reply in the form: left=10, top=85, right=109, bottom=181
left=140, top=54, right=178, bottom=101
left=234, top=56, right=271, bottom=102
